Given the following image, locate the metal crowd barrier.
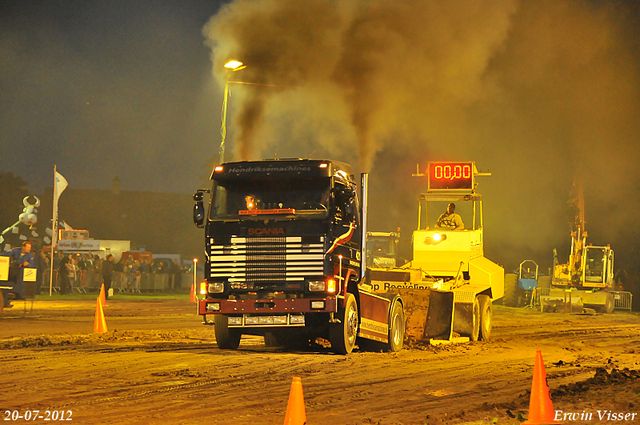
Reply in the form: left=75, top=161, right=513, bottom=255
left=535, top=287, right=633, bottom=311
left=37, top=269, right=197, bottom=294
left=112, top=271, right=190, bottom=292
left=611, top=291, right=633, bottom=311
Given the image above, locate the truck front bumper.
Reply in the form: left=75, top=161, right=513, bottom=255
left=198, top=297, right=337, bottom=316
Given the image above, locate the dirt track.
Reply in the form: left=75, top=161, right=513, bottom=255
left=1, top=298, right=639, bottom=424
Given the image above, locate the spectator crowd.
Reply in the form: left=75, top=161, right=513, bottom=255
left=35, top=252, right=188, bottom=295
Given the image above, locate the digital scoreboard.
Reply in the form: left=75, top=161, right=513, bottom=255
left=428, top=162, right=475, bottom=191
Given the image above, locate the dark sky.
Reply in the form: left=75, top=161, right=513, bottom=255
left=1, top=0, right=639, bottom=277
left=1, top=0, right=226, bottom=193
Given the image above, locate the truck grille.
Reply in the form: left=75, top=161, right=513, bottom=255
left=207, top=236, right=325, bottom=284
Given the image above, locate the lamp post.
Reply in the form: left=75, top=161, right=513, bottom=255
left=219, top=60, right=246, bottom=164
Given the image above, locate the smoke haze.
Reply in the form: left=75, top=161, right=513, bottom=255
left=204, top=0, right=640, bottom=272
left=0, top=1, right=638, bottom=279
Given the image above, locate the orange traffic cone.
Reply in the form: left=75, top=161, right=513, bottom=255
left=94, top=297, right=108, bottom=334
left=524, top=350, right=560, bottom=424
left=99, top=283, right=106, bottom=306
left=283, top=377, right=306, bottom=425
left=189, top=282, right=197, bottom=303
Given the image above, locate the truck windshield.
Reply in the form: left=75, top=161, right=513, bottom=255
left=209, top=178, right=331, bottom=220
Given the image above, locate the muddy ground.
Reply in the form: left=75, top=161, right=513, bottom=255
left=1, top=297, right=639, bottom=425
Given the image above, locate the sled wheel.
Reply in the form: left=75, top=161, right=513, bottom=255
left=478, top=294, right=492, bottom=341
left=330, top=293, right=358, bottom=354
left=214, top=314, right=241, bottom=350
left=470, top=296, right=481, bottom=342
left=503, top=273, right=518, bottom=307
left=386, top=301, right=405, bottom=352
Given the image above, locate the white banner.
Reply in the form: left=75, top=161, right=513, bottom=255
left=57, top=240, right=101, bottom=251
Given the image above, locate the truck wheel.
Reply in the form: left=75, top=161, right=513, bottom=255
left=329, top=293, right=358, bottom=354
left=387, top=301, right=405, bottom=352
left=503, top=273, right=518, bottom=307
left=214, top=314, right=241, bottom=349
left=478, top=295, right=492, bottom=341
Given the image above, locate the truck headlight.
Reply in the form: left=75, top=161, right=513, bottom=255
left=308, top=280, right=326, bottom=291
left=208, top=282, right=224, bottom=293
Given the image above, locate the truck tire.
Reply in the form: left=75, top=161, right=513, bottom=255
left=361, top=301, right=406, bottom=352
left=503, top=273, right=518, bottom=307
left=387, top=301, right=405, bottom=352
left=478, top=295, right=492, bottom=341
left=329, top=293, right=358, bottom=354
left=214, top=314, right=241, bottom=350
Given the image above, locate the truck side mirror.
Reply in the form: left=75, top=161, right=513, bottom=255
left=345, top=196, right=355, bottom=219
left=193, top=191, right=205, bottom=227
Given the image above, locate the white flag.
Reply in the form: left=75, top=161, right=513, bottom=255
left=52, top=170, right=68, bottom=247
left=55, top=171, right=68, bottom=204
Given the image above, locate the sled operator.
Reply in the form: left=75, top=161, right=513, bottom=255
left=435, top=203, right=464, bottom=230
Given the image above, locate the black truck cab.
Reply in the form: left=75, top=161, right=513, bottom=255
left=193, top=159, right=403, bottom=354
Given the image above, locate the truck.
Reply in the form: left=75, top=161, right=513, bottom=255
left=193, top=159, right=504, bottom=352
left=192, top=159, right=405, bottom=354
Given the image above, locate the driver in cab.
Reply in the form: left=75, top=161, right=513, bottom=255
left=245, top=195, right=259, bottom=211
left=435, top=203, right=464, bottom=230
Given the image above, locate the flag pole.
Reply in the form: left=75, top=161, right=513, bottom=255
left=49, top=165, right=58, bottom=296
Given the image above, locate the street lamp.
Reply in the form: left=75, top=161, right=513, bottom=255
left=219, top=60, right=246, bottom=164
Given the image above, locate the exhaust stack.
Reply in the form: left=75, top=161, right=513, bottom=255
left=360, top=173, right=368, bottom=281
